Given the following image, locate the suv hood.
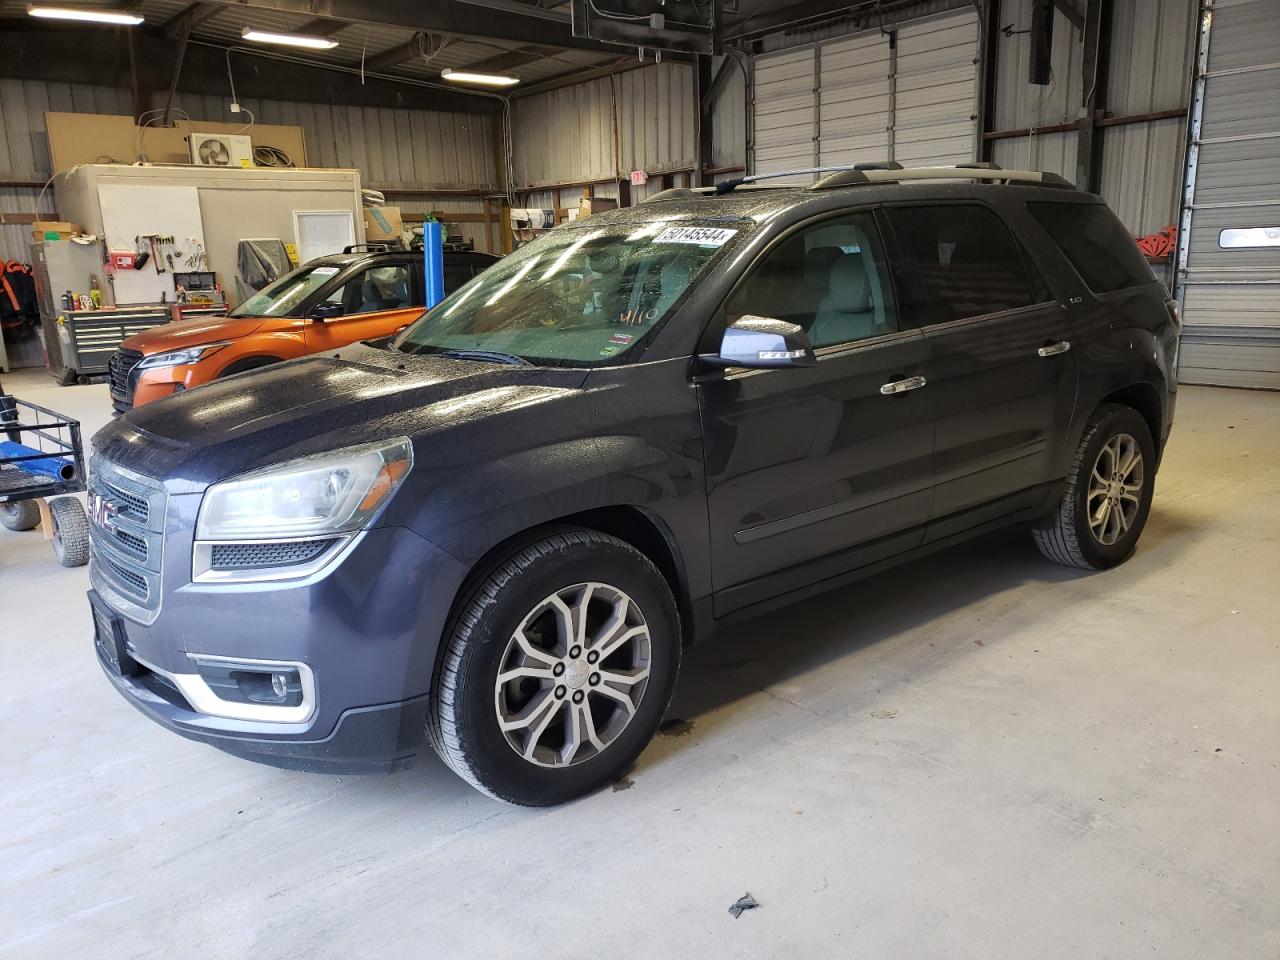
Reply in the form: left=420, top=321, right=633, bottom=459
left=91, top=344, right=589, bottom=488
left=121, top=314, right=275, bottom=354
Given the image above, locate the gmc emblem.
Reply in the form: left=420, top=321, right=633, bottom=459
left=89, top=491, right=119, bottom=531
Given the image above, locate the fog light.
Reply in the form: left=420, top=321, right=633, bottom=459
left=191, top=657, right=304, bottom=708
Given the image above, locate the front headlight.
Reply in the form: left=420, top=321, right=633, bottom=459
left=136, top=341, right=232, bottom=370
left=195, top=438, right=414, bottom=541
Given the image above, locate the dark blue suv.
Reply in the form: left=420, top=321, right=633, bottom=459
left=88, top=166, right=1179, bottom=805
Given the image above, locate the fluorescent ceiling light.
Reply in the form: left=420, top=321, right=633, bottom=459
left=441, top=68, right=520, bottom=87
left=241, top=27, right=339, bottom=50
left=27, top=5, right=145, bottom=24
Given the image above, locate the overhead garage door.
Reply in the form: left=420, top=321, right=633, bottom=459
left=818, top=30, right=892, bottom=167
left=753, top=47, right=816, bottom=182
left=894, top=10, right=980, bottom=166
left=1177, top=0, right=1280, bottom=389
left=752, top=9, right=977, bottom=180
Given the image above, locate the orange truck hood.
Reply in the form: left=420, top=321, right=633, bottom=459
left=122, top=314, right=279, bottom=354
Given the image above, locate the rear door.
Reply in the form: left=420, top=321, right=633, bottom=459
left=885, top=201, right=1077, bottom=539
left=303, top=257, right=421, bottom=351
left=698, top=207, right=935, bottom=614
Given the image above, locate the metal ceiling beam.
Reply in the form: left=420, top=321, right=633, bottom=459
left=0, top=23, right=502, bottom=115
left=362, top=37, right=423, bottom=72
left=1051, top=0, right=1085, bottom=30
left=161, top=1, right=223, bottom=38
left=460, top=45, right=568, bottom=75
left=198, top=0, right=614, bottom=53
left=291, top=18, right=353, bottom=37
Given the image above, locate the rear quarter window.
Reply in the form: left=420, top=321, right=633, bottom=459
left=1027, top=202, right=1155, bottom=293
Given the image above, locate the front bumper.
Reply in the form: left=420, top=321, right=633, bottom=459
left=87, top=516, right=469, bottom=773
left=94, top=588, right=430, bottom=773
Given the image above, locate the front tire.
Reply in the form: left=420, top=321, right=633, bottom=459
left=1033, top=403, right=1155, bottom=569
left=428, top=529, right=680, bottom=806
left=49, top=496, right=90, bottom=567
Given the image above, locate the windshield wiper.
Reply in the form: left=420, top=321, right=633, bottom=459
left=437, top=349, right=531, bottom=366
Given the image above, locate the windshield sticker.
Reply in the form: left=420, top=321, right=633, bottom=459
left=312, top=266, right=340, bottom=276
left=653, top=226, right=737, bottom=247
left=599, top=344, right=625, bottom=357
left=609, top=333, right=635, bottom=345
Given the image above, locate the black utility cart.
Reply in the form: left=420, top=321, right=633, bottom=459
left=0, top=379, right=90, bottom=566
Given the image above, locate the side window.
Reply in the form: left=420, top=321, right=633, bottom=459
left=889, top=204, right=1037, bottom=323
left=444, top=264, right=472, bottom=294
left=335, top=263, right=414, bottom=315
left=726, top=211, right=899, bottom=349
left=1027, top=201, right=1156, bottom=293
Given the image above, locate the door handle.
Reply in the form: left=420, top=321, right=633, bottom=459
left=880, top=375, right=927, bottom=396
left=1037, top=340, right=1071, bottom=357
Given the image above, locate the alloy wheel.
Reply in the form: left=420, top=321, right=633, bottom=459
left=1087, top=432, right=1144, bottom=546
left=494, top=582, right=652, bottom=768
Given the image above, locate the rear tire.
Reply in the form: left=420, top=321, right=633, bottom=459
left=1033, top=403, right=1155, bottom=569
left=49, top=497, right=90, bottom=567
left=427, top=529, right=680, bottom=806
left=0, top=501, right=41, bottom=532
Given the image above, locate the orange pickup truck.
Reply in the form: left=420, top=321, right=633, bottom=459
left=107, top=246, right=499, bottom=412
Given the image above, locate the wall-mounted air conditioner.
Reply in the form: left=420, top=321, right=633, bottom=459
left=188, top=133, right=253, bottom=168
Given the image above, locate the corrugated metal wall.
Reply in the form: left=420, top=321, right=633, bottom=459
left=991, top=0, right=1194, bottom=235
left=991, top=0, right=1083, bottom=180
left=0, top=76, right=499, bottom=263
left=510, top=63, right=697, bottom=190
left=709, top=57, right=747, bottom=172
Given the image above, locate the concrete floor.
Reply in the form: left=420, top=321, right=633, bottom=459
left=1, top=367, right=1277, bottom=959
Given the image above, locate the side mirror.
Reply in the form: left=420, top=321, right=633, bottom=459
left=704, top=316, right=817, bottom=370
left=309, top=302, right=344, bottom=322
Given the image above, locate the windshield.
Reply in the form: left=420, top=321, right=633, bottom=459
left=393, top=220, right=744, bottom=365
left=230, top=264, right=343, bottom=317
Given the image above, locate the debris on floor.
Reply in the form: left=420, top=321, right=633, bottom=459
left=612, top=775, right=635, bottom=792
left=728, top=893, right=760, bottom=919
left=658, top=718, right=694, bottom=737
left=870, top=708, right=898, bottom=719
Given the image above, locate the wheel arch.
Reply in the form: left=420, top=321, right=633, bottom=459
left=1098, top=379, right=1165, bottom=457
left=439, top=505, right=695, bottom=662
left=218, top=354, right=284, bottom=377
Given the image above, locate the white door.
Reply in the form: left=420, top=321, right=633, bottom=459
left=818, top=30, right=892, bottom=167
left=753, top=46, right=816, bottom=182
left=1177, top=0, right=1280, bottom=389
left=894, top=10, right=980, bottom=167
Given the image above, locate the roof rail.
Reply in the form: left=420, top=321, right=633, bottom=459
left=811, top=166, right=1076, bottom=190
left=712, top=164, right=900, bottom=194
left=641, top=187, right=708, bottom=204
left=814, top=166, right=1075, bottom=190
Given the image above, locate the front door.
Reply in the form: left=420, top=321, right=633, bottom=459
left=885, top=202, right=1078, bottom=539
left=304, top=260, right=421, bottom=352
left=699, top=209, right=935, bottom=615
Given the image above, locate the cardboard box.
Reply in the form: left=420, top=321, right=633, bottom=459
left=32, top=220, right=80, bottom=241
left=363, top=206, right=403, bottom=242
left=578, top=198, right=618, bottom=218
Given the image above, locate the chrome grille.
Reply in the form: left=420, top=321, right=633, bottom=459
left=108, top=348, right=143, bottom=402
left=88, top=456, right=166, bottom=622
